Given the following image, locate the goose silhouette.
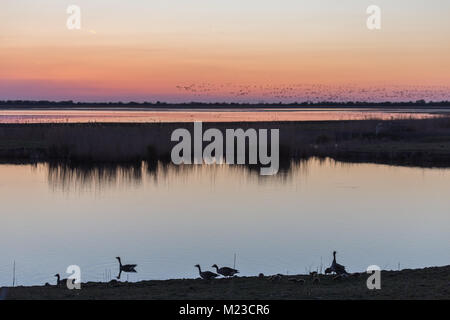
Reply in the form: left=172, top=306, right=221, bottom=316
left=195, top=264, right=218, bottom=280
left=330, top=251, right=348, bottom=275
left=116, top=257, right=137, bottom=279
left=211, top=264, right=239, bottom=277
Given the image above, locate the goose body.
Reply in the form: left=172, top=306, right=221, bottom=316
left=211, top=264, right=239, bottom=277
left=330, top=251, right=348, bottom=275
left=54, top=274, right=73, bottom=286
left=116, top=257, right=137, bottom=279
left=195, top=264, right=218, bottom=280
left=116, top=257, right=137, bottom=272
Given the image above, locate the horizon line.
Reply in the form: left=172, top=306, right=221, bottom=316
left=1, top=100, right=450, bottom=106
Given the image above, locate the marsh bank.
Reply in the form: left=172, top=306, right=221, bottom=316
left=2, top=266, right=449, bottom=300
left=1, top=118, right=450, bottom=168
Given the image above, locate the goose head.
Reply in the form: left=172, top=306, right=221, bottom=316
left=211, top=264, right=219, bottom=269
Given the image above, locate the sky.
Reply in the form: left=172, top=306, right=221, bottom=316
left=1, top=0, right=449, bottom=102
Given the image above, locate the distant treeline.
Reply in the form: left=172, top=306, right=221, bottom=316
left=1, top=100, right=450, bottom=109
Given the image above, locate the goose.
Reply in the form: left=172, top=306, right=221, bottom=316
left=195, top=264, right=218, bottom=280
left=330, top=251, right=348, bottom=275
left=116, top=257, right=137, bottom=279
left=54, top=274, right=69, bottom=286
left=211, top=264, right=239, bottom=277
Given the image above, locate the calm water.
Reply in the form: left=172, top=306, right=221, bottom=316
left=0, top=108, right=446, bottom=123
left=1, top=159, right=450, bottom=286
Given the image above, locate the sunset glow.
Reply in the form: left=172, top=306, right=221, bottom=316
left=1, top=0, right=450, bottom=102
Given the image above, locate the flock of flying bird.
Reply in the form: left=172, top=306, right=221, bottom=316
left=175, top=82, right=450, bottom=102
left=53, top=251, right=349, bottom=285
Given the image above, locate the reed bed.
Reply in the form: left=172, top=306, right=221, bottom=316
left=1, top=117, right=450, bottom=167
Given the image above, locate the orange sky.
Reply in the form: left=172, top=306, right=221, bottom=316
left=1, top=0, right=449, bottom=102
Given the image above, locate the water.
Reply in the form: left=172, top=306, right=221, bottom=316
left=0, top=108, right=446, bottom=123
left=1, top=159, right=449, bottom=286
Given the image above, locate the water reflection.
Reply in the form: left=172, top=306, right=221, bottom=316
left=47, top=162, right=144, bottom=191
left=1, top=158, right=449, bottom=286
left=0, top=108, right=445, bottom=124
left=46, top=159, right=315, bottom=191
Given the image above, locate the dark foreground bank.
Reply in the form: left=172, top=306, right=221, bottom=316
left=2, top=266, right=449, bottom=300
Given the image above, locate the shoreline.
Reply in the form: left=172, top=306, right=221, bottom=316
left=2, top=265, right=449, bottom=300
